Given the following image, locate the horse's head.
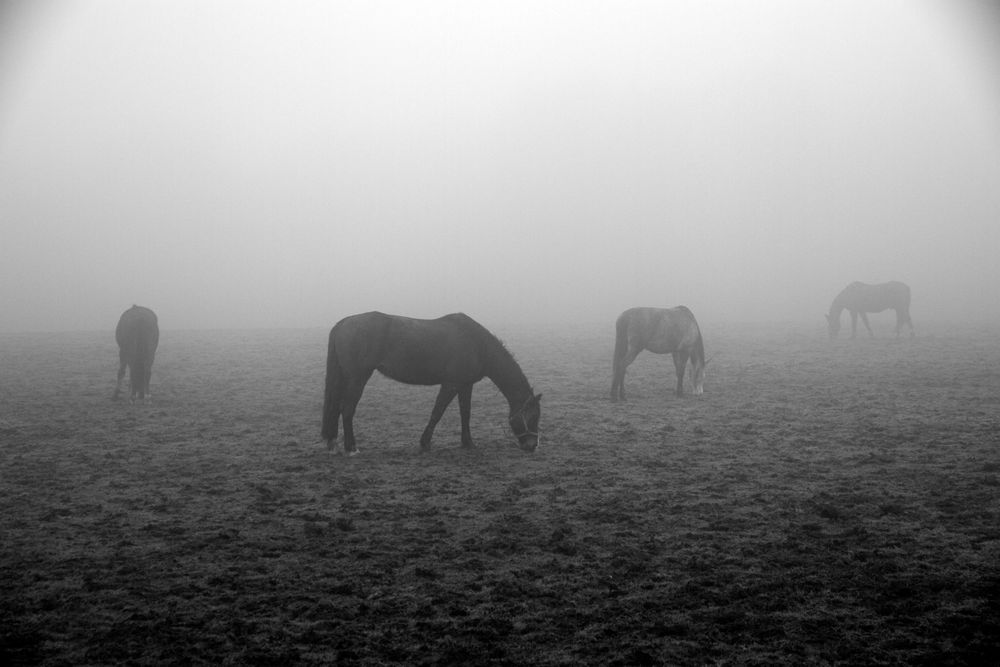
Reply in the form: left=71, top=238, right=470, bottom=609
left=825, top=313, right=840, bottom=339
left=509, top=393, right=542, bottom=452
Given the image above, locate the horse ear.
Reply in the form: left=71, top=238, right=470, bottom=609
left=534, top=393, right=543, bottom=403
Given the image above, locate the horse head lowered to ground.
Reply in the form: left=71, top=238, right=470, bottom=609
left=826, top=281, right=914, bottom=339
left=321, top=311, right=542, bottom=455
left=610, top=306, right=705, bottom=402
left=114, top=305, right=159, bottom=401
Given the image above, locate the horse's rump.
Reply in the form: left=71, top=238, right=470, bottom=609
left=115, top=305, right=159, bottom=399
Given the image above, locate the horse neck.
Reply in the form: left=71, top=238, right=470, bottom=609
left=829, top=296, right=846, bottom=318
left=485, top=345, right=533, bottom=409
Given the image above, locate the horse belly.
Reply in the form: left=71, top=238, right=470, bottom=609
left=376, top=363, right=446, bottom=386
left=643, top=341, right=676, bottom=355
left=376, top=355, right=483, bottom=387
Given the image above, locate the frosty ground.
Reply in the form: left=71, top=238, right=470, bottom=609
left=2, top=320, right=998, bottom=664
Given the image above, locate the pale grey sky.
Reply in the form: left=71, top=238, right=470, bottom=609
left=1, top=1, right=998, bottom=331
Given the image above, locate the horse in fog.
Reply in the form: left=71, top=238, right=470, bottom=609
left=826, top=281, right=914, bottom=339
left=114, top=305, right=159, bottom=401
left=322, top=311, right=542, bottom=455
left=611, top=306, right=706, bottom=401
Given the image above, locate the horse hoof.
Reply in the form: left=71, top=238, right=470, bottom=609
left=346, top=448, right=360, bottom=457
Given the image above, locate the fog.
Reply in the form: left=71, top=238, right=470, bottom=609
left=2, top=1, right=998, bottom=332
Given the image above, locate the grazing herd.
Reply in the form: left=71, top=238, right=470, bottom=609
left=113, top=280, right=912, bottom=454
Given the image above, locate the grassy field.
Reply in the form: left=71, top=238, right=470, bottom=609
left=1, top=319, right=998, bottom=665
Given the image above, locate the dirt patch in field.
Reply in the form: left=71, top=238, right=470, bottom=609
left=2, top=322, right=999, bottom=664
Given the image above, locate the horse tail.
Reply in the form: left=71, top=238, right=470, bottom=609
left=688, top=313, right=706, bottom=394
left=611, top=312, right=629, bottom=397
left=614, top=314, right=631, bottom=371
left=137, top=321, right=158, bottom=396
left=321, top=328, right=343, bottom=443
left=131, top=344, right=148, bottom=397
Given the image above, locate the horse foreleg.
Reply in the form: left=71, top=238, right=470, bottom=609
left=860, top=312, right=874, bottom=337
left=457, top=385, right=474, bottom=447
left=896, top=310, right=914, bottom=338
left=141, top=361, right=153, bottom=400
left=672, top=352, right=689, bottom=397
left=421, top=385, right=459, bottom=449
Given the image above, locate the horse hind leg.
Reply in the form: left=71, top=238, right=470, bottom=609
left=610, top=358, right=624, bottom=401
left=141, top=355, right=155, bottom=399
left=134, top=362, right=149, bottom=401
left=897, top=310, right=915, bottom=338
left=457, top=384, right=474, bottom=448
left=340, top=395, right=361, bottom=455
left=612, top=345, right=642, bottom=401
left=340, top=376, right=371, bottom=456
left=128, top=364, right=139, bottom=402
left=113, top=357, right=127, bottom=400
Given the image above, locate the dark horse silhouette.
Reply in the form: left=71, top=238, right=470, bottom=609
left=611, top=306, right=706, bottom=401
left=114, top=305, right=159, bottom=401
left=321, top=311, right=542, bottom=455
left=826, top=281, right=914, bottom=338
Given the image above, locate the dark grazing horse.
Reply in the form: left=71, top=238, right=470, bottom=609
left=610, top=306, right=706, bottom=401
left=321, top=311, right=542, bottom=455
left=114, top=305, right=159, bottom=401
left=826, top=281, right=914, bottom=338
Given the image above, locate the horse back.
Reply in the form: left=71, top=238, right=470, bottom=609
left=331, top=311, right=488, bottom=385
left=841, top=282, right=910, bottom=313
left=620, top=306, right=700, bottom=354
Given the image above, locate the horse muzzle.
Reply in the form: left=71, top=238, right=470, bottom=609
left=517, top=434, right=539, bottom=452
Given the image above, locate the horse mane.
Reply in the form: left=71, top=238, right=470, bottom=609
left=445, top=313, right=532, bottom=400
left=693, top=328, right=705, bottom=364
left=677, top=306, right=705, bottom=364
left=446, top=312, right=518, bottom=364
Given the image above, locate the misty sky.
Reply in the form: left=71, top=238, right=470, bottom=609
left=2, top=1, right=998, bottom=332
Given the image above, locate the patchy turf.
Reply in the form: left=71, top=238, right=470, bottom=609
left=1, top=321, right=998, bottom=665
